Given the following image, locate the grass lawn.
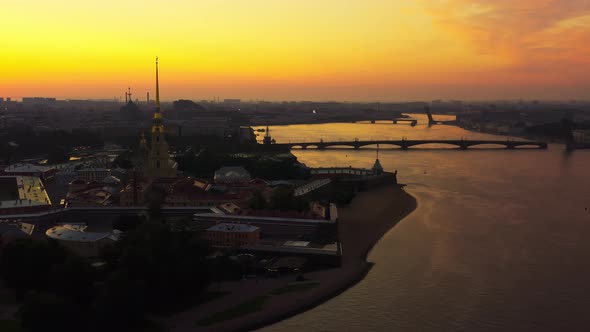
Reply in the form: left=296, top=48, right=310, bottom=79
left=196, top=291, right=228, bottom=304
left=0, top=320, right=22, bottom=332
left=270, top=282, right=320, bottom=295
left=196, top=295, right=270, bottom=326
left=156, top=291, right=228, bottom=317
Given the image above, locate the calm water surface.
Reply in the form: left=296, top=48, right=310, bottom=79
left=258, top=115, right=590, bottom=331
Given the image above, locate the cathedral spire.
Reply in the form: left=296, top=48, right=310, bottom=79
left=155, top=56, right=160, bottom=112
left=145, top=56, right=176, bottom=178
left=152, top=57, right=163, bottom=132
left=376, top=143, right=380, bottom=160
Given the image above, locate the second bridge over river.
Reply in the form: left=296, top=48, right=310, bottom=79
left=277, top=138, right=548, bottom=150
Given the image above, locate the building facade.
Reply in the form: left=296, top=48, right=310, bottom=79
left=203, top=223, right=260, bottom=249
left=76, top=168, right=111, bottom=182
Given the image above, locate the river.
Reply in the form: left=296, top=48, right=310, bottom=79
left=257, top=115, right=590, bottom=331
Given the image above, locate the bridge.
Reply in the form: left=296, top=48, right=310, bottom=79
left=426, top=105, right=456, bottom=126
left=278, top=138, right=548, bottom=150
left=366, top=118, right=418, bottom=126
left=357, top=106, right=450, bottom=126
left=393, top=118, right=417, bottom=126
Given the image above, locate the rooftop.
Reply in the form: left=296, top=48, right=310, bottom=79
left=45, top=224, right=122, bottom=242
left=207, top=223, right=259, bottom=233
left=0, top=220, right=35, bottom=236
left=194, top=212, right=333, bottom=225
left=3, top=163, right=54, bottom=173
left=214, top=166, right=251, bottom=183
left=0, top=176, right=52, bottom=209
left=77, top=167, right=111, bottom=172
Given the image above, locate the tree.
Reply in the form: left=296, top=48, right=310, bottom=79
left=101, top=223, right=211, bottom=314
left=20, top=292, right=86, bottom=332
left=211, top=255, right=243, bottom=282
left=112, top=214, right=145, bottom=232
left=0, top=239, right=67, bottom=299
left=49, top=256, right=96, bottom=307
left=146, top=187, right=166, bottom=221
left=47, top=146, right=68, bottom=164
left=92, top=270, right=147, bottom=331
left=270, top=187, right=309, bottom=212
left=0, top=141, right=16, bottom=164
left=248, top=190, right=267, bottom=209
left=113, top=153, right=134, bottom=169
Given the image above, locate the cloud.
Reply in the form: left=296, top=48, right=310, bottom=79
left=419, top=0, right=590, bottom=82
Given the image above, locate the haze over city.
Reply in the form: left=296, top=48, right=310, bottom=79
left=3, top=0, right=590, bottom=101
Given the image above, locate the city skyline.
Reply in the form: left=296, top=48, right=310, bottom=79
left=2, top=0, right=590, bottom=101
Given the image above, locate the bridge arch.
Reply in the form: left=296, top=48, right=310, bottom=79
left=357, top=142, right=403, bottom=149
left=405, top=141, right=463, bottom=149
left=467, top=142, right=511, bottom=149
left=322, top=143, right=357, bottom=149
left=511, top=142, right=547, bottom=149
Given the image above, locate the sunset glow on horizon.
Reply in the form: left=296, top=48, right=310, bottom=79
left=2, top=0, right=590, bottom=101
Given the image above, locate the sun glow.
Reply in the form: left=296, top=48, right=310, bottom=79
left=1, top=0, right=589, bottom=100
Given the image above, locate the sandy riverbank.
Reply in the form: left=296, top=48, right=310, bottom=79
left=165, top=184, right=417, bottom=332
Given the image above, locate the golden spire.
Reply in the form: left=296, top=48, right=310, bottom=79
left=155, top=56, right=160, bottom=112
left=152, top=57, right=163, bottom=131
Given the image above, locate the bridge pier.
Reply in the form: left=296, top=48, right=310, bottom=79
left=460, top=139, right=468, bottom=150
left=401, top=139, right=408, bottom=150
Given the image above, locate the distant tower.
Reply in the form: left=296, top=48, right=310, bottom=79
left=147, top=92, right=150, bottom=104
left=372, top=144, right=383, bottom=175
left=263, top=125, right=272, bottom=145
left=139, top=132, right=148, bottom=154
left=145, top=57, right=176, bottom=178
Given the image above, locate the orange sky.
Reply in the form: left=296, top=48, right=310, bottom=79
left=1, top=0, right=590, bottom=101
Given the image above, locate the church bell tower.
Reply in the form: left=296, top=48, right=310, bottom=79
left=145, top=57, right=176, bottom=178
